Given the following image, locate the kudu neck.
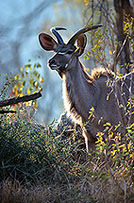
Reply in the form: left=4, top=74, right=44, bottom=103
left=62, top=56, right=95, bottom=123
left=63, top=56, right=92, bottom=83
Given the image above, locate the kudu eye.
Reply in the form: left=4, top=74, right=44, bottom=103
left=66, top=50, right=74, bottom=54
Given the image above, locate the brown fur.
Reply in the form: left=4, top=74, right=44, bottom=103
left=91, top=67, right=115, bottom=80
left=80, top=63, right=115, bottom=82
left=63, top=66, right=115, bottom=133
left=63, top=62, right=134, bottom=151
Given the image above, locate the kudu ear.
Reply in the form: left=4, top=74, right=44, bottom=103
left=39, top=33, right=58, bottom=51
left=76, top=34, right=87, bottom=56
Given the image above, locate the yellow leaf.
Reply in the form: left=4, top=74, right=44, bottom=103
left=51, top=145, right=53, bottom=155
left=109, top=50, right=112, bottom=55
left=106, top=94, right=109, bottom=100
left=104, top=122, right=111, bottom=127
left=27, top=88, right=31, bottom=94
left=20, top=67, right=23, bottom=72
left=20, top=93, right=24, bottom=97
left=39, top=87, right=43, bottom=92
left=83, top=0, right=89, bottom=6
left=33, top=102, right=38, bottom=109
left=130, top=153, right=134, bottom=158
left=90, top=107, right=95, bottom=112
left=14, top=85, right=18, bottom=90
left=11, top=108, right=15, bottom=112
left=18, top=75, right=21, bottom=80
left=25, top=102, right=29, bottom=106
left=14, top=75, right=18, bottom=80
left=40, top=77, right=44, bottom=83
left=108, top=132, right=113, bottom=139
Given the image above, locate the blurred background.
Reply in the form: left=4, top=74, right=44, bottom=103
left=1, top=0, right=133, bottom=124
left=0, top=0, right=88, bottom=124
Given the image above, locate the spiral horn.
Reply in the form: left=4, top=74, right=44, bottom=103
left=68, top=24, right=103, bottom=45
left=50, top=27, right=66, bottom=44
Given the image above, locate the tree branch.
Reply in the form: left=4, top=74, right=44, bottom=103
left=0, top=91, right=42, bottom=108
left=0, top=110, right=16, bottom=114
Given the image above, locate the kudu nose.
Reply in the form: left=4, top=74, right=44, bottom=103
left=48, top=58, right=59, bottom=70
left=48, top=59, right=56, bottom=66
left=49, top=58, right=54, bottom=66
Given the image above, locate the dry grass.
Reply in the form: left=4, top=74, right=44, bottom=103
left=0, top=115, right=134, bottom=203
left=0, top=179, right=94, bottom=203
left=1, top=166, right=134, bottom=203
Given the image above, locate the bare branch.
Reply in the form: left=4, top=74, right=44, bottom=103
left=0, top=110, right=16, bottom=114
left=0, top=91, right=42, bottom=108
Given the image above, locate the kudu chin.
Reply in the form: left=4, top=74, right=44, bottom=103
left=39, top=25, right=134, bottom=152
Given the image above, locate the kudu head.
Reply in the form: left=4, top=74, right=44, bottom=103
left=39, top=25, right=102, bottom=78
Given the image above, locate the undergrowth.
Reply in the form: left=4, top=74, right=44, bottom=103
left=0, top=69, right=134, bottom=202
left=0, top=112, right=134, bottom=203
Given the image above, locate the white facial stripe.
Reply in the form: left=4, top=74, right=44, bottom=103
left=51, top=64, right=57, bottom=67
left=58, top=52, right=66, bottom=55
left=65, top=64, right=68, bottom=68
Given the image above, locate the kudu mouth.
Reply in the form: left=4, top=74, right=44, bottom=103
left=49, top=63, right=61, bottom=70
left=48, top=58, right=61, bottom=70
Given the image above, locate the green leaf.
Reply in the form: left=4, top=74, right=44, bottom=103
left=29, top=78, right=34, bottom=85
left=37, top=63, right=41, bottom=68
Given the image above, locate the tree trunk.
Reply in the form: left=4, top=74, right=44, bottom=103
left=114, top=0, right=133, bottom=74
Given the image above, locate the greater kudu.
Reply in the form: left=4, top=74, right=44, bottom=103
left=39, top=25, right=134, bottom=152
